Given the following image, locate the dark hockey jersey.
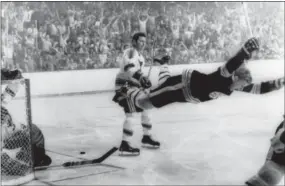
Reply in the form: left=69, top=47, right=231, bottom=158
left=190, top=69, right=234, bottom=102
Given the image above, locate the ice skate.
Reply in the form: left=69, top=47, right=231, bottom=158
left=119, top=140, right=140, bottom=156
left=141, top=135, right=160, bottom=149
left=154, top=48, right=170, bottom=65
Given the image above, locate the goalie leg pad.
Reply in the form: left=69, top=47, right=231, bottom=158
left=246, top=161, right=284, bottom=186
left=245, top=175, right=268, bottom=186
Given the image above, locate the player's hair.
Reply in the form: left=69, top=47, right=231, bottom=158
left=132, top=32, right=146, bottom=43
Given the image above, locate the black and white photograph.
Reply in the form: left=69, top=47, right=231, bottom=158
left=1, top=1, right=284, bottom=185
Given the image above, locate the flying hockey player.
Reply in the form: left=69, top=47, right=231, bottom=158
left=113, top=37, right=284, bottom=126
left=113, top=32, right=160, bottom=156
left=1, top=106, right=52, bottom=176
left=245, top=115, right=285, bottom=186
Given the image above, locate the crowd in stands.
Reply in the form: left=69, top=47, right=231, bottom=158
left=1, top=2, right=284, bottom=72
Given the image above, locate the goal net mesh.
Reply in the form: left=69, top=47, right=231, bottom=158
left=1, top=79, right=35, bottom=185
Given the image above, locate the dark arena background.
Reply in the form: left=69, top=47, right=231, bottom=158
left=1, top=1, right=284, bottom=185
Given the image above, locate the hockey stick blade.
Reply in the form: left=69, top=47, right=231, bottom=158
left=62, top=147, right=118, bottom=167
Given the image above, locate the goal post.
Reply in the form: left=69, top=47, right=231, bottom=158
left=1, top=78, right=35, bottom=185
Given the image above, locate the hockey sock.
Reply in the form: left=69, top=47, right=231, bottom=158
left=141, top=111, right=152, bottom=136
left=122, top=114, right=135, bottom=142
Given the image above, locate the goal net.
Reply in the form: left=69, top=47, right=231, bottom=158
left=1, top=79, right=35, bottom=185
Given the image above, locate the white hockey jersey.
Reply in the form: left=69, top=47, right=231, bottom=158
left=115, top=47, right=146, bottom=90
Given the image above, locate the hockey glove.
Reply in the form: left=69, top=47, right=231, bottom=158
left=242, top=37, right=259, bottom=59
left=140, top=76, right=152, bottom=89
left=133, top=70, right=152, bottom=89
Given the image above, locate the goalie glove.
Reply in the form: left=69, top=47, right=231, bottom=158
left=242, top=37, right=259, bottom=59
left=1, top=69, right=23, bottom=81
left=270, top=128, right=285, bottom=153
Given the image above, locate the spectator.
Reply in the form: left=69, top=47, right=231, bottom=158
left=1, top=2, right=283, bottom=72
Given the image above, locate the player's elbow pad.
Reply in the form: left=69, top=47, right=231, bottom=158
left=260, top=82, right=275, bottom=94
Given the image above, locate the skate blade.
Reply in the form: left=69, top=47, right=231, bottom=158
left=118, top=151, right=140, bottom=157
left=142, top=144, right=160, bottom=149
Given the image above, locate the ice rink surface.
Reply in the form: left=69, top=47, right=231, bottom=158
left=6, top=87, right=284, bottom=185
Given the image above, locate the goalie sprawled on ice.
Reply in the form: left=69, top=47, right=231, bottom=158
left=245, top=116, right=285, bottom=186
left=1, top=68, right=52, bottom=177
left=1, top=107, right=52, bottom=175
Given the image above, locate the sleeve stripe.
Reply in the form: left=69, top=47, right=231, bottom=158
left=159, top=75, right=171, bottom=81
left=124, top=63, right=135, bottom=71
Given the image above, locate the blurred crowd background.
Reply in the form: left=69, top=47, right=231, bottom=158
left=1, top=2, right=284, bottom=72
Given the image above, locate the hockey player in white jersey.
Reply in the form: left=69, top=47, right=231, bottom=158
left=113, top=32, right=160, bottom=156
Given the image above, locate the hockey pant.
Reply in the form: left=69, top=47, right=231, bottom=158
left=122, top=111, right=153, bottom=142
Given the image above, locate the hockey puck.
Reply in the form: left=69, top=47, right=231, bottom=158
left=80, top=151, right=86, bottom=155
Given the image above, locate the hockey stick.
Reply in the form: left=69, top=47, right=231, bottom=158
left=242, top=2, right=253, bottom=37
left=35, top=161, right=124, bottom=172
left=147, top=35, right=157, bottom=78
left=62, top=146, right=118, bottom=167
left=35, top=147, right=118, bottom=171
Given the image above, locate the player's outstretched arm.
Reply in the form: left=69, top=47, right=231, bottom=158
left=236, top=77, right=284, bottom=94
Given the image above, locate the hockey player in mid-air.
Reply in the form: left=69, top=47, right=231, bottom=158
left=113, top=37, right=285, bottom=154
left=113, top=32, right=160, bottom=156
left=245, top=115, right=285, bottom=186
